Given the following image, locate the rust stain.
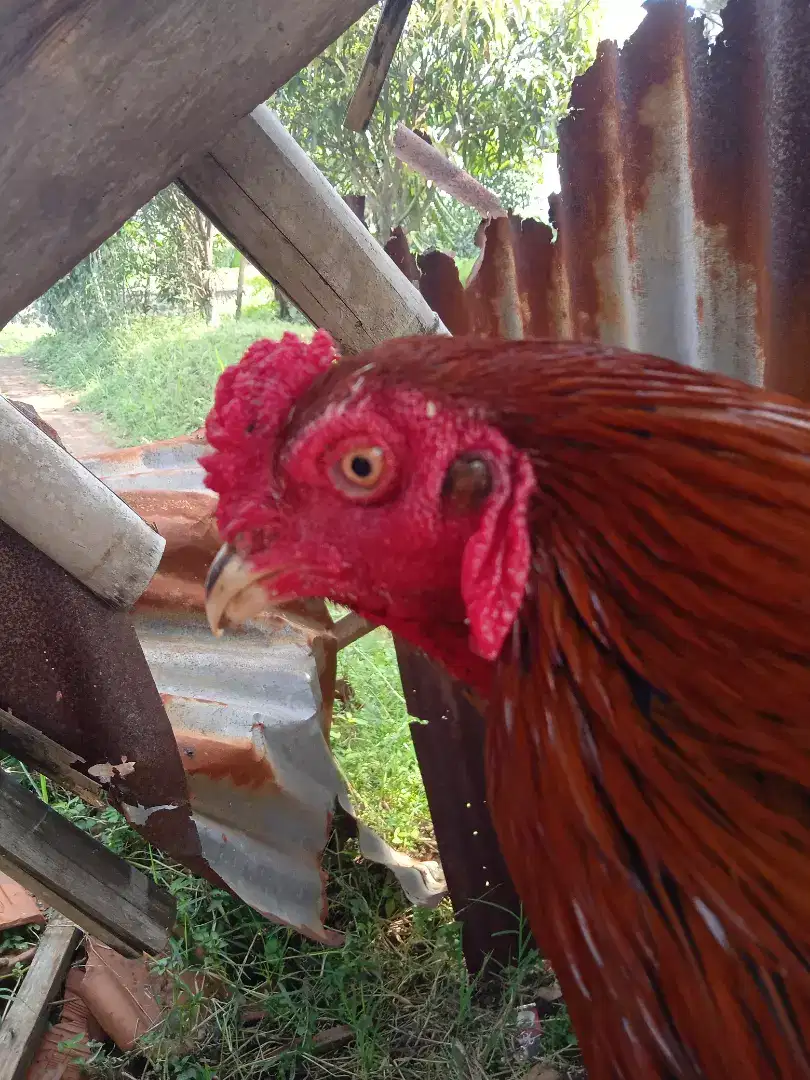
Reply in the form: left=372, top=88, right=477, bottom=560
left=385, top=226, right=420, bottom=283
left=174, top=728, right=282, bottom=791
left=417, top=250, right=471, bottom=334
left=384, top=0, right=810, bottom=399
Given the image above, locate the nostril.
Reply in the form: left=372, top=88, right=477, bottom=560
left=205, top=543, right=234, bottom=594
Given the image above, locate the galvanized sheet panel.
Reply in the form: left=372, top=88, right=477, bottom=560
left=410, top=0, right=810, bottom=397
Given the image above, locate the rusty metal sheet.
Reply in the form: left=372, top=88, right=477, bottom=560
left=401, top=0, right=810, bottom=397
left=0, top=420, right=203, bottom=872
left=83, top=435, right=445, bottom=943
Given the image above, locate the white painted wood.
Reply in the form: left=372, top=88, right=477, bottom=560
left=0, top=396, right=165, bottom=608
left=393, top=124, right=505, bottom=217
left=179, top=105, right=449, bottom=354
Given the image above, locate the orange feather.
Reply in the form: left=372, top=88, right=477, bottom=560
left=339, top=337, right=810, bottom=1078
left=215, top=333, right=810, bottom=1078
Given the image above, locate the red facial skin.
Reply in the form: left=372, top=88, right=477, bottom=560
left=202, top=331, right=534, bottom=696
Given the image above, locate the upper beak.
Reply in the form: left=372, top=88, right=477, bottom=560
left=204, top=543, right=335, bottom=639
left=204, top=544, right=273, bottom=636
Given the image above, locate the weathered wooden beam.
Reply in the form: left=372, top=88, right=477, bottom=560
left=179, top=106, right=448, bottom=354
left=0, top=916, right=82, bottom=1080
left=0, top=0, right=377, bottom=326
left=0, top=770, right=175, bottom=958
left=395, top=641, right=530, bottom=974
left=345, top=0, right=414, bottom=132
left=0, top=396, right=164, bottom=608
left=332, top=613, right=376, bottom=651
left=0, top=708, right=104, bottom=808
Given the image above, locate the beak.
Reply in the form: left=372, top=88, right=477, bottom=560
left=204, top=544, right=272, bottom=636
left=204, top=543, right=336, bottom=639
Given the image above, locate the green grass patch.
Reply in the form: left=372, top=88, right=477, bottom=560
left=333, top=629, right=434, bottom=856
left=0, top=322, right=50, bottom=355
left=0, top=756, right=577, bottom=1080
left=0, top=312, right=309, bottom=445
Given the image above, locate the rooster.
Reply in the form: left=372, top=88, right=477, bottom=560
left=201, top=330, right=810, bottom=1080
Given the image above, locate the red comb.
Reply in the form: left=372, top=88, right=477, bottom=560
left=205, top=329, right=337, bottom=454
left=201, top=330, right=338, bottom=536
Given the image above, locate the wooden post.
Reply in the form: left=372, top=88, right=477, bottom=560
left=178, top=106, right=448, bottom=355
left=345, top=0, right=414, bottom=132
left=0, top=917, right=82, bottom=1080
left=0, top=708, right=104, bottom=808
left=0, top=769, right=175, bottom=958
left=0, top=0, right=378, bottom=326
left=396, top=642, right=530, bottom=974
left=235, top=253, right=247, bottom=319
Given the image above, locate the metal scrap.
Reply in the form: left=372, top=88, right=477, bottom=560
left=0, top=409, right=203, bottom=876
left=391, top=0, right=810, bottom=396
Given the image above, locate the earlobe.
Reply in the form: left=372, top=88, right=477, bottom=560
left=460, top=451, right=535, bottom=661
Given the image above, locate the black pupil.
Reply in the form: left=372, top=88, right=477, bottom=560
left=351, top=455, right=373, bottom=479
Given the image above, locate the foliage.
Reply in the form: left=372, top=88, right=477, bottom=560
left=275, top=0, right=599, bottom=251
left=4, top=311, right=309, bottom=445
left=333, top=627, right=434, bottom=853
left=34, top=187, right=215, bottom=333
left=692, top=0, right=726, bottom=35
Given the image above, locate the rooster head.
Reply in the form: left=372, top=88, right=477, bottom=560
left=201, top=331, right=534, bottom=688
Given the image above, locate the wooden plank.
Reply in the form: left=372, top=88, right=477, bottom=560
left=0, top=396, right=164, bottom=609
left=395, top=641, right=530, bottom=974
left=0, top=708, right=104, bottom=808
left=0, top=0, right=377, bottom=327
left=0, top=916, right=82, bottom=1080
left=332, top=612, right=375, bottom=651
left=178, top=106, right=448, bottom=354
left=0, top=769, right=175, bottom=958
left=345, top=0, right=414, bottom=132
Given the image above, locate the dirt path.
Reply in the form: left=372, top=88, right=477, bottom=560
left=0, top=354, right=115, bottom=459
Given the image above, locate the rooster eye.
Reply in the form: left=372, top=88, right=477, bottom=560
left=338, top=447, right=385, bottom=489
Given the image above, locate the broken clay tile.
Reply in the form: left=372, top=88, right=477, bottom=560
left=0, top=870, right=45, bottom=931
left=28, top=970, right=104, bottom=1080
left=77, top=940, right=163, bottom=1050
left=76, top=939, right=226, bottom=1052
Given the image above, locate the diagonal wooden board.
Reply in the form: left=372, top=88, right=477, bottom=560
left=0, top=0, right=377, bottom=327
left=179, top=106, right=447, bottom=353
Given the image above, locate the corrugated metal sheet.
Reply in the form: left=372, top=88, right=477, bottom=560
left=0, top=425, right=206, bottom=876
left=396, top=0, right=810, bottom=396
left=83, top=435, right=445, bottom=944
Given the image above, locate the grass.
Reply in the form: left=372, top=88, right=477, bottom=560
left=0, top=311, right=578, bottom=1076
left=333, top=629, right=434, bottom=856
left=0, top=636, right=578, bottom=1079
left=0, top=311, right=311, bottom=446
